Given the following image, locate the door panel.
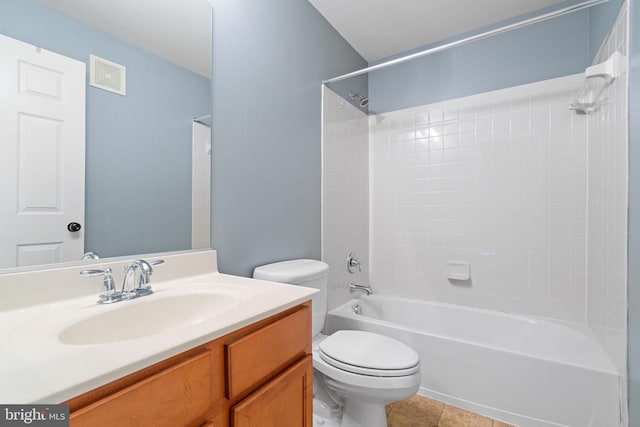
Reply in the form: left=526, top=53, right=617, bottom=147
left=231, top=356, right=312, bottom=427
left=0, top=34, right=86, bottom=268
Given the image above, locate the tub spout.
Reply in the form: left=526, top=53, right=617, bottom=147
left=349, top=282, right=372, bottom=295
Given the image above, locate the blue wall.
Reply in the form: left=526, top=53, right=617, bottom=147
left=210, top=0, right=367, bottom=276
left=628, top=0, right=640, bottom=422
left=0, top=0, right=211, bottom=258
left=208, top=0, right=626, bottom=278
left=368, top=0, right=623, bottom=114
left=590, top=0, right=626, bottom=58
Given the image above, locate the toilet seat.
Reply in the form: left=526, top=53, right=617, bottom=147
left=318, top=330, right=420, bottom=377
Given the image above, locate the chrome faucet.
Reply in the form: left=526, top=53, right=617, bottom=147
left=81, top=251, right=100, bottom=261
left=80, top=259, right=164, bottom=304
left=122, top=259, right=164, bottom=297
left=349, top=282, right=372, bottom=295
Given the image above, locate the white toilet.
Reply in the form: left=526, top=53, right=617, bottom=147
left=253, top=259, right=421, bottom=427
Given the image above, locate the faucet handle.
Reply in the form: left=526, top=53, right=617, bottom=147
left=132, top=259, right=153, bottom=277
left=79, top=267, right=110, bottom=277
left=134, top=259, right=163, bottom=293
left=80, top=268, right=115, bottom=290
left=80, top=268, right=121, bottom=304
left=346, top=252, right=362, bottom=273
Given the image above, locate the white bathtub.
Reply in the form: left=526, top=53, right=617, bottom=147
left=324, top=295, right=621, bottom=427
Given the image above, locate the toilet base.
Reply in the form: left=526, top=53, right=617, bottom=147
left=314, top=412, right=341, bottom=427
left=314, top=397, right=342, bottom=427
left=340, top=399, right=387, bottom=427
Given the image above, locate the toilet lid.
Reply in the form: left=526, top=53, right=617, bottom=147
left=318, top=330, right=420, bottom=377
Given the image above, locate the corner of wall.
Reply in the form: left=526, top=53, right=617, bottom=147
left=589, top=0, right=626, bottom=60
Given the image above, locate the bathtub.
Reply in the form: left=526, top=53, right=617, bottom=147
left=324, top=295, right=621, bottom=427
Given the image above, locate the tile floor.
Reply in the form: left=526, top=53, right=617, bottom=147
left=386, top=395, right=514, bottom=427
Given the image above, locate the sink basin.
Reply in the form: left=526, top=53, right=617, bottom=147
left=59, top=293, right=237, bottom=345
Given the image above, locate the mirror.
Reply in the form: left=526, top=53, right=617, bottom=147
left=0, top=0, right=212, bottom=270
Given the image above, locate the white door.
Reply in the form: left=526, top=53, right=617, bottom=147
left=0, top=34, right=86, bottom=268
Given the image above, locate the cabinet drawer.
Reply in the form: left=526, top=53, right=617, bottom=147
left=71, top=351, right=212, bottom=427
left=225, top=305, right=310, bottom=399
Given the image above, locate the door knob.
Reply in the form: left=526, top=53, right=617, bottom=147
left=67, top=222, right=82, bottom=232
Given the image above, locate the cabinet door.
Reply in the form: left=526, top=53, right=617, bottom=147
left=231, top=356, right=312, bottom=427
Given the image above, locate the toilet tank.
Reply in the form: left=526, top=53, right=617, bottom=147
left=253, top=259, right=329, bottom=336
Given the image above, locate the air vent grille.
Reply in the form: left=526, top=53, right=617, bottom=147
left=90, top=54, right=126, bottom=96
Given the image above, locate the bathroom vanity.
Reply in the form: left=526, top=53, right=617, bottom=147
left=68, top=302, right=312, bottom=426
left=0, top=250, right=316, bottom=426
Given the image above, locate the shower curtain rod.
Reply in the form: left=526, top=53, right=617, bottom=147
left=323, top=0, right=610, bottom=84
left=193, top=114, right=212, bottom=123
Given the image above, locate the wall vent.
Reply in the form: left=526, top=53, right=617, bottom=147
left=89, top=54, right=126, bottom=96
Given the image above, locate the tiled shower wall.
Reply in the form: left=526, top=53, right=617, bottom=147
left=369, top=74, right=589, bottom=322
left=323, top=6, right=628, bottom=330
left=586, top=4, right=628, bottom=375
left=322, top=88, right=369, bottom=311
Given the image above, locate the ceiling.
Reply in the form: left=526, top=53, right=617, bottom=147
left=34, top=1, right=572, bottom=76
left=309, top=0, right=569, bottom=62
left=36, top=0, right=212, bottom=78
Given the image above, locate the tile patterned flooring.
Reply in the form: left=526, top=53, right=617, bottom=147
left=386, top=395, right=514, bottom=427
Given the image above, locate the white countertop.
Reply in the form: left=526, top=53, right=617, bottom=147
left=0, top=251, right=317, bottom=403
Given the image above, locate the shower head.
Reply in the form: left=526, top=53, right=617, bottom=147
left=349, top=92, right=369, bottom=108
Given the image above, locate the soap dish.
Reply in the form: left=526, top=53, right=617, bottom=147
left=447, top=261, right=470, bottom=281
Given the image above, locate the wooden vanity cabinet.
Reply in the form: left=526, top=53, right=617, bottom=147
left=65, top=302, right=312, bottom=427
left=231, top=355, right=312, bottom=427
